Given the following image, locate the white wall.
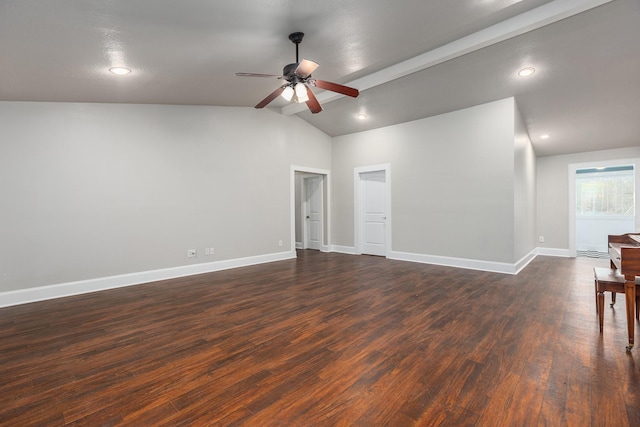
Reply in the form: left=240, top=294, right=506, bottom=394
left=513, top=102, right=537, bottom=260
left=7, top=96, right=632, bottom=303
left=0, top=101, right=332, bottom=294
left=332, top=98, right=523, bottom=265
left=537, top=146, right=640, bottom=253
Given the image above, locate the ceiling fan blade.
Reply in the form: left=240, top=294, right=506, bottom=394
left=305, top=88, right=323, bottom=114
left=236, top=72, right=282, bottom=78
left=313, top=79, right=359, bottom=98
left=255, top=86, right=285, bottom=109
left=295, top=59, right=319, bottom=78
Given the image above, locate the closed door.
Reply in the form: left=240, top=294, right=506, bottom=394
left=305, top=176, right=323, bottom=250
left=361, top=171, right=386, bottom=256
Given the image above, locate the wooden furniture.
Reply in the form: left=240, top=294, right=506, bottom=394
left=593, top=267, right=640, bottom=333
left=608, top=233, right=640, bottom=350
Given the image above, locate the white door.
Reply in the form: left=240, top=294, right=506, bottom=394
left=361, top=171, right=386, bottom=256
left=574, top=165, right=635, bottom=257
left=304, top=176, right=323, bottom=250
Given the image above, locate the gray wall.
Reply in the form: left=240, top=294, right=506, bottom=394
left=536, top=146, right=640, bottom=252
left=0, top=101, right=332, bottom=292
left=332, top=98, right=527, bottom=263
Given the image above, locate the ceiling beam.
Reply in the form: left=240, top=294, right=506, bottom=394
left=281, top=0, right=612, bottom=116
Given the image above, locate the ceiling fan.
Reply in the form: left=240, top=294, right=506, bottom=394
left=236, top=32, right=359, bottom=114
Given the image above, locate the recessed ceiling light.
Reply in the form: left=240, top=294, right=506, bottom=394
left=357, top=113, right=367, bottom=120
left=517, top=67, right=535, bottom=77
left=540, top=134, right=550, bottom=139
left=109, top=67, right=132, bottom=75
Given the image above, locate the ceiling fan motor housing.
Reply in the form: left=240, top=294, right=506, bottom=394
left=283, top=63, right=301, bottom=80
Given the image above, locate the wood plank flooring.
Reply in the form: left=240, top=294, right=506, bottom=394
left=1, top=250, right=640, bottom=426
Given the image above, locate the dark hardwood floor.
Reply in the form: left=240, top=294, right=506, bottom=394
left=1, top=250, right=639, bottom=426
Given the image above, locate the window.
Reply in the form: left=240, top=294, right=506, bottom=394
left=576, top=165, right=634, bottom=216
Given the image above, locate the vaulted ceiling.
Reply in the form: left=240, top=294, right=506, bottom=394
left=1, top=0, right=638, bottom=157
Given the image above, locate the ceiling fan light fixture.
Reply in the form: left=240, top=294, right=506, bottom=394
left=295, top=83, right=309, bottom=103
left=281, top=85, right=295, bottom=101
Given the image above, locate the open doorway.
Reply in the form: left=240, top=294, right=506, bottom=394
left=569, top=159, right=639, bottom=257
left=291, top=166, right=330, bottom=252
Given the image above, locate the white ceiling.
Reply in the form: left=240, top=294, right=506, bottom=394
left=1, top=0, right=638, bottom=157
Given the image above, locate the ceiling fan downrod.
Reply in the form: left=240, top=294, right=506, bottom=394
left=289, top=32, right=304, bottom=63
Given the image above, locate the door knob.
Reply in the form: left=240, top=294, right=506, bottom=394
left=306, top=216, right=310, bottom=219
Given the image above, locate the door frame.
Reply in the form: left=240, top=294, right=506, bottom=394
left=291, top=165, right=331, bottom=253
left=354, top=163, right=391, bottom=257
left=301, top=174, right=324, bottom=250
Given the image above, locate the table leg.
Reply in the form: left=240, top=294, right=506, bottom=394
left=625, top=275, right=635, bottom=351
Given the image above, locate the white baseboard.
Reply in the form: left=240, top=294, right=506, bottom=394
left=536, top=247, right=572, bottom=257
left=388, top=250, right=531, bottom=275
left=0, top=251, right=296, bottom=308
left=3, top=247, right=571, bottom=308
left=330, top=245, right=357, bottom=255
left=328, top=246, right=542, bottom=275
left=296, top=244, right=331, bottom=252
left=514, top=250, right=538, bottom=274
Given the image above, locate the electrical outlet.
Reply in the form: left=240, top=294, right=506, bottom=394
left=538, top=236, right=545, bottom=243
left=205, top=247, right=214, bottom=255
left=187, top=249, right=197, bottom=258
left=278, top=240, right=283, bottom=247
